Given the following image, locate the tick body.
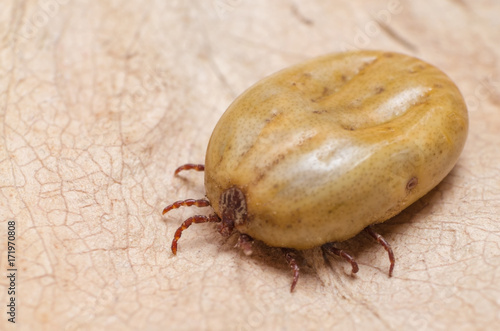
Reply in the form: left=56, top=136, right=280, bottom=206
left=164, top=51, right=468, bottom=290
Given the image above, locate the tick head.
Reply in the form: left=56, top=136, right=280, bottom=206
left=218, top=186, right=248, bottom=236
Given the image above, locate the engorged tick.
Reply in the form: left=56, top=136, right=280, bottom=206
left=163, top=50, right=468, bottom=291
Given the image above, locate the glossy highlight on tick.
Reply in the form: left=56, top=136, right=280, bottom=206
left=163, top=50, right=468, bottom=291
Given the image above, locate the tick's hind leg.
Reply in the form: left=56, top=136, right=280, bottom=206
left=174, top=163, right=205, bottom=176
left=171, top=214, right=221, bottom=255
left=365, top=226, right=395, bottom=277
left=282, top=248, right=300, bottom=292
left=322, top=243, right=359, bottom=274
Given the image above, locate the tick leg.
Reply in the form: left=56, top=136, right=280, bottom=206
left=365, top=226, right=395, bottom=277
left=236, top=233, right=254, bottom=256
left=162, top=199, right=211, bottom=215
left=174, top=163, right=205, bottom=176
left=171, top=214, right=220, bottom=255
left=322, top=243, right=359, bottom=274
left=282, top=248, right=300, bottom=292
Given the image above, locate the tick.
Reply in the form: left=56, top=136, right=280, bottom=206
left=163, top=51, right=468, bottom=291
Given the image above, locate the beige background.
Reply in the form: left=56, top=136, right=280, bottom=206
left=1, top=0, right=499, bottom=330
